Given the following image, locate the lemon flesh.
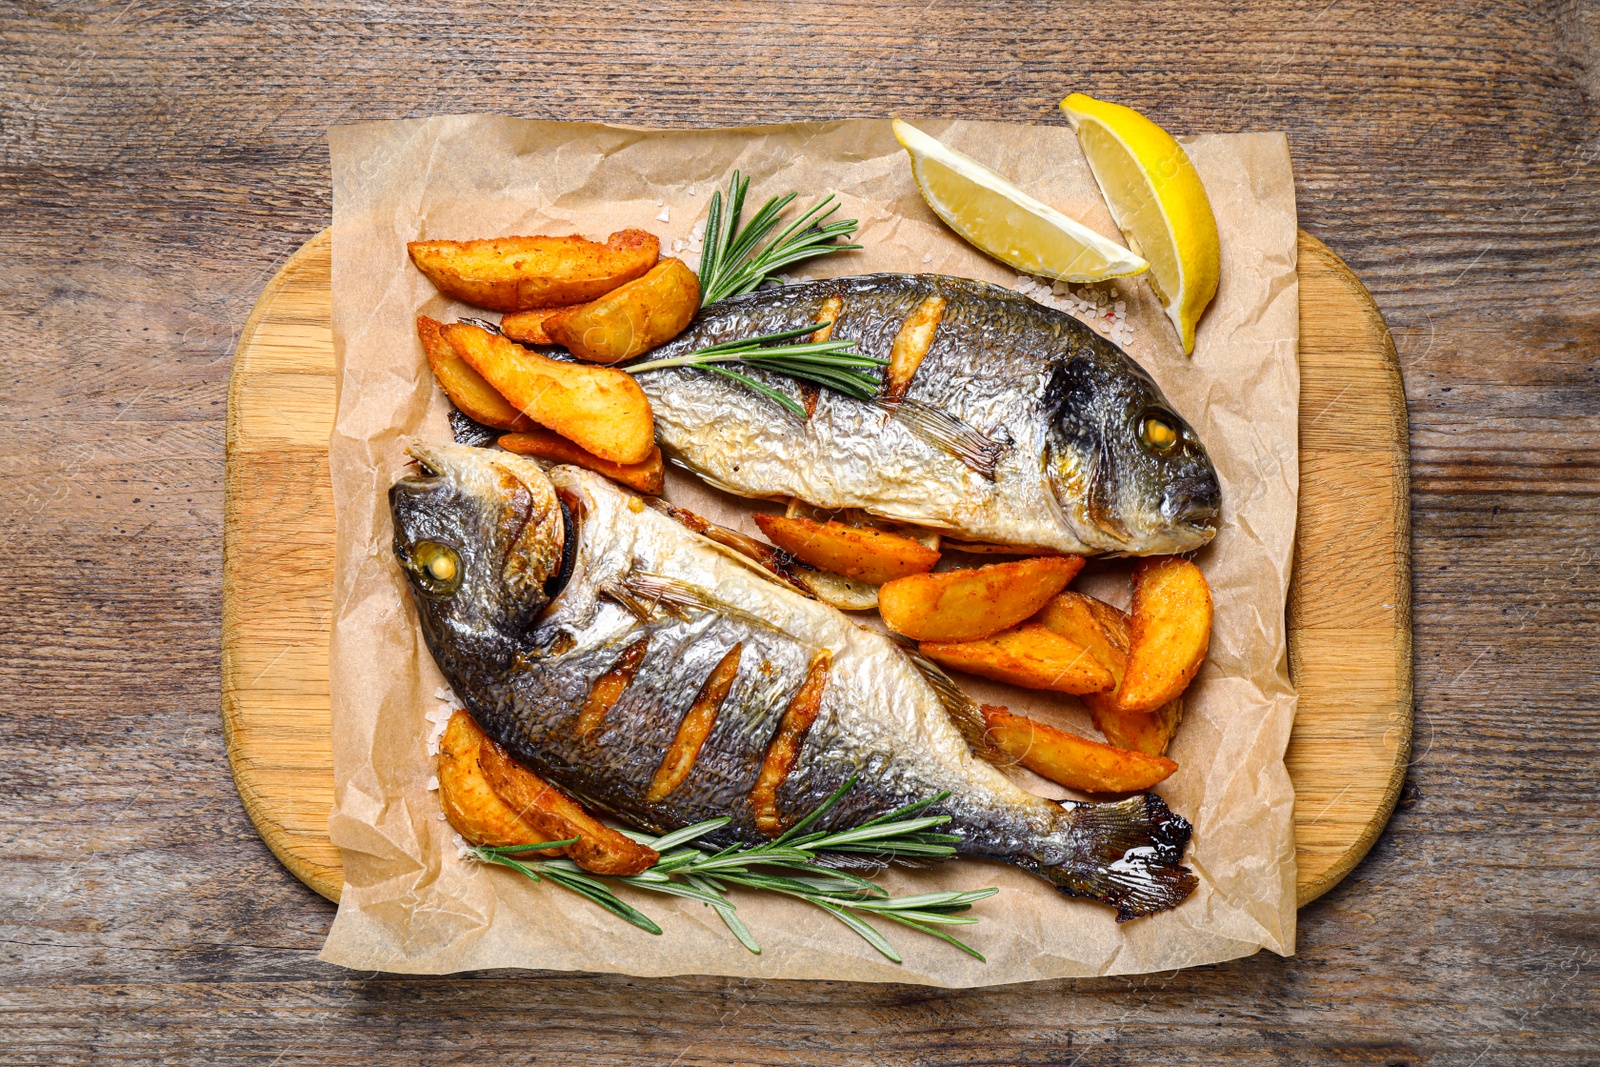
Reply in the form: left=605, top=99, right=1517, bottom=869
left=892, top=119, right=1148, bottom=283
left=1059, top=94, right=1221, bottom=354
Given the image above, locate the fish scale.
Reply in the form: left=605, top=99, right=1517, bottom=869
left=389, top=443, right=1200, bottom=920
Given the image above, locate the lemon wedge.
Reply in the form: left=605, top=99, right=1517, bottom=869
left=1059, top=94, right=1220, bottom=354
left=892, top=119, right=1148, bottom=283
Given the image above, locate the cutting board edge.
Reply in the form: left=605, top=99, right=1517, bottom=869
left=1290, top=232, right=1413, bottom=907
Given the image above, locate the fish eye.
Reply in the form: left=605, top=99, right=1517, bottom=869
left=1138, top=411, right=1180, bottom=456
left=408, top=540, right=462, bottom=595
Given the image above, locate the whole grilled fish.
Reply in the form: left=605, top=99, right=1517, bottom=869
left=636, top=274, right=1221, bottom=555
left=391, top=441, right=1197, bottom=920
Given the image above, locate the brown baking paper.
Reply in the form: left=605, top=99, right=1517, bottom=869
left=320, top=117, right=1299, bottom=985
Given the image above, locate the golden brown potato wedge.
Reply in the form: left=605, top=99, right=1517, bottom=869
left=753, top=514, right=940, bottom=585
left=500, top=306, right=581, bottom=345
left=1114, top=556, right=1212, bottom=713
left=920, top=622, right=1114, bottom=695
left=979, top=705, right=1177, bottom=793
left=544, top=258, right=701, bottom=364
left=1035, top=591, right=1130, bottom=688
left=1085, top=695, right=1185, bottom=757
left=408, top=230, right=660, bottom=312
left=477, top=737, right=659, bottom=876
left=1037, top=588, right=1192, bottom=756
left=437, top=710, right=558, bottom=849
left=444, top=321, right=655, bottom=465
left=499, top=429, right=664, bottom=495
left=417, top=316, right=535, bottom=432
left=877, top=556, right=1085, bottom=642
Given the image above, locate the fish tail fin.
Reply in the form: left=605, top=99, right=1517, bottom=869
left=1044, top=793, right=1198, bottom=922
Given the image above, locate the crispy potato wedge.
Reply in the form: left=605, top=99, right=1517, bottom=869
left=417, top=316, right=535, bottom=432
left=545, top=258, right=701, bottom=363
left=979, top=705, right=1177, bottom=793
left=477, top=737, right=659, bottom=876
left=408, top=230, right=660, bottom=312
left=753, top=514, right=940, bottom=585
left=920, top=622, right=1114, bottom=695
left=1085, top=695, right=1185, bottom=757
left=499, top=428, right=664, bottom=495
left=877, top=556, right=1085, bottom=642
left=1035, top=591, right=1130, bottom=687
left=1037, top=589, right=1191, bottom=756
left=444, top=321, right=655, bottom=464
left=1114, top=556, right=1213, bottom=713
left=500, top=306, right=581, bottom=346
left=437, top=711, right=557, bottom=848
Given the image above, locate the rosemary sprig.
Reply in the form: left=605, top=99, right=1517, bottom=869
left=469, top=775, right=998, bottom=963
left=627, top=324, right=887, bottom=417
left=696, top=171, right=862, bottom=305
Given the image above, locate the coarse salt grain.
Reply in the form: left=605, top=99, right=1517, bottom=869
left=426, top=775, right=440, bottom=792
left=656, top=206, right=671, bottom=223
left=922, top=252, right=933, bottom=264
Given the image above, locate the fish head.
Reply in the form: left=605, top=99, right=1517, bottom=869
left=1042, top=349, right=1221, bottom=554
left=389, top=441, right=569, bottom=671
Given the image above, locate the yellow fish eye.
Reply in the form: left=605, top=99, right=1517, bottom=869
left=410, top=540, right=462, bottom=594
left=1139, top=413, right=1180, bottom=455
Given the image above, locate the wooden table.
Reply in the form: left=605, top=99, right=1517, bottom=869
left=3, top=4, right=1596, bottom=1063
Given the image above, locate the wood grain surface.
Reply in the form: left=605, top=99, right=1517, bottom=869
left=2, top=3, right=1596, bottom=1064
left=220, top=227, right=1411, bottom=910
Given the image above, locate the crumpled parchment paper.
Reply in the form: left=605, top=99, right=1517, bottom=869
left=319, top=117, right=1299, bottom=985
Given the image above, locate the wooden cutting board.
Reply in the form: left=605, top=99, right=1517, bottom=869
left=220, top=229, right=1411, bottom=908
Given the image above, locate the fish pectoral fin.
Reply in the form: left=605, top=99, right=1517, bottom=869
left=884, top=398, right=1007, bottom=480
left=897, top=639, right=1012, bottom=766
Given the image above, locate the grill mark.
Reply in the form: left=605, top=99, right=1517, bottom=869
left=802, top=295, right=844, bottom=418
left=882, top=295, right=947, bottom=404
left=575, top=636, right=650, bottom=736
left=750, top=651, right=832, bottom=836
left=646, top=642, right=744, bottom=802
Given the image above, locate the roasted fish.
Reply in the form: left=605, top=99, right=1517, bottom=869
left=636, top=274, right=1220, bottom=555
left=391, top=442, right=1197, bottom=920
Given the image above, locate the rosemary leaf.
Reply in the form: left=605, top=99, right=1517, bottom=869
left=810, top=900, right=901, bottom=963
left=695, top=171, right=861, bottom=305
left=469, top=773, right=994, bottom=963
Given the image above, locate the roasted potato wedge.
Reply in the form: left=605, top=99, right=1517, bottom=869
left=1085, top=695, right=1185, bottom=758
left=753, top=514, right=940, bottom=585
left=408, top=230, right=659, bottom=312
left=477, top=737, right=659, bottom=876
left=417, top=316, right=535, bottom=432
left=921, top=622, right=1114, bottom=695
left=1035, top=591, right=1130, bottom=687
left=500, top=306, right=581, bottom=346
left=544, top=257, right=701, bottom=363
left=444, top=321, right=655, bottom=465
left=1114, top=556, right=1212, bottom=713
left=979, top=705, right=1178, bottom=793
left=877, top=556, right=1084, bottom=642
left=499, top=428, right=664, bottom=495
left=1038, top=589, right=1191, bottom=756
left=437, top=711, right=557, bottom=848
